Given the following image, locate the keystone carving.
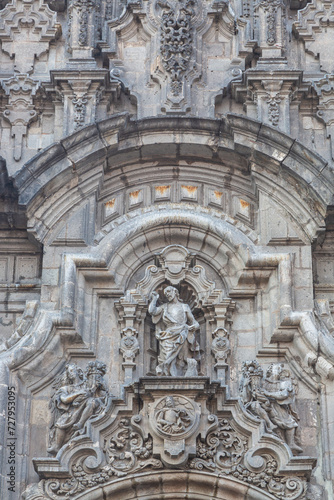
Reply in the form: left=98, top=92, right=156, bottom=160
left=0, top=0, right=61, bottom=73
left=1, top=74, right=39, bottom=161
left=239, top=361, right=303, bottom=455
left=47, top=361, right=109, bottom=455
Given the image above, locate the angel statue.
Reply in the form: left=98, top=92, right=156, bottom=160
left=47, top=361, right=108, bottom=455
left=148, top=286, right=201, bottom=376
left=239, top=361, right=302, bottom=455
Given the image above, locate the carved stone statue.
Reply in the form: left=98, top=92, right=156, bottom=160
left=148, top=286, right=200, bottom=376
left=240, top=361, right=302, bottom=455
left=47, top=361, right=108, bottom=455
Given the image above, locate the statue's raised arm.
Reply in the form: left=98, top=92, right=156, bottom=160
left=148, top=286, right=201, bottom=376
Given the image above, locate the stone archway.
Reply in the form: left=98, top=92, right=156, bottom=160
left=43, top=470, right=280, bottom=500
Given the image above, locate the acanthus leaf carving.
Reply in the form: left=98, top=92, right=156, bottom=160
left=104, top=416, right=163, bottom=473
left=189, top=416, right=248, bottom=472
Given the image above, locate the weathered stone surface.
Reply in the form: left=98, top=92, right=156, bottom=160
left=1, top=0, right=334, bottom=499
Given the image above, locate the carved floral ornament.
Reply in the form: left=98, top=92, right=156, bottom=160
left=28, top=360, right=314, bottom=500
left=157, top=0, right=196, bottom=97
left=25, top=246, right=315, bottom=500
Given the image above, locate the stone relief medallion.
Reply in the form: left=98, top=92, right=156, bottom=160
left=150, top=395, right=199, bottom=439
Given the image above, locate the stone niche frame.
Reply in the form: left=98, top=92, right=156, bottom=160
left=115, top=244, right=235, bottom=385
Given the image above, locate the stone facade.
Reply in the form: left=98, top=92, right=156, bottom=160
left=1, top=1, right=334, bottom=499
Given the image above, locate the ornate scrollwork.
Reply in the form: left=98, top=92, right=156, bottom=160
left=104, top=417, right=163, bottom=473
left=189, top=417, right=248, bottom=472
left=72, top=0, right=96, bottom=46
left=157, top=0, right=196, bottom=96
left=225, top=454, right=306, bottom=499
left=260, top=0, right=282, bottom=46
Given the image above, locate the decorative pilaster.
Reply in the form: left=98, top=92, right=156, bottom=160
left=67, top=0, right=101, bottom=63
left=2, top=75, right=39, bottom=161
left=232, top=70, right=308, bottom=134
left=45, top=70, right=114, bottom=136
left=314, top=75, right=334, bottom=160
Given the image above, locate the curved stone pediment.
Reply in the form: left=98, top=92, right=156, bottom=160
left=29, top=377, right=315, bottom=500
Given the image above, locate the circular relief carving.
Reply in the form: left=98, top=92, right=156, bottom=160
left=151, top=395, right=199, bottom=439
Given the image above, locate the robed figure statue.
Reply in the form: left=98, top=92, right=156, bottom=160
left=148, top=286, right=201, bottom=376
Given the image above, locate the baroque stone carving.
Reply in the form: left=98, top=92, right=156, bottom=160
left=47, top=361, right=109, bottom=455
left=239, top=361, right=303, bottom=455
left=314, top=75, right=334, bottom=160
left=72, top=93, right=88, bottom=130
left=103, top=416, right=163, bottom=473
left=157, top=0, right=195, bottom=97
left=1, top=74, right=40, bottom=161
left=0, top=0, right=60, bottom=73
left=148, top=286, right=200, bottom=376
left=116, top=244, right=234, bottom=382
left=293, top=0, right=334, bottom=74
left=30, top=376, right=315, bottom=500
left=72, top=0, right=96, bottom=47
left=225, top=454, right=306, bottom=499
left=267, top=93, right=281, bottom=126
left=190, top=415, right=248, bottom=472
left=260, top=0, right=282, bottom=46
left=153, top=395, right=195, bottom=436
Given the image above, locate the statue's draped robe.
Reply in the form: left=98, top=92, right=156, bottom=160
left=151, top=302, right=199, bottom=376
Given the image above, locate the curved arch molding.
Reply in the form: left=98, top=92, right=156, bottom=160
left=12, top=113, right=334, bottom=243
